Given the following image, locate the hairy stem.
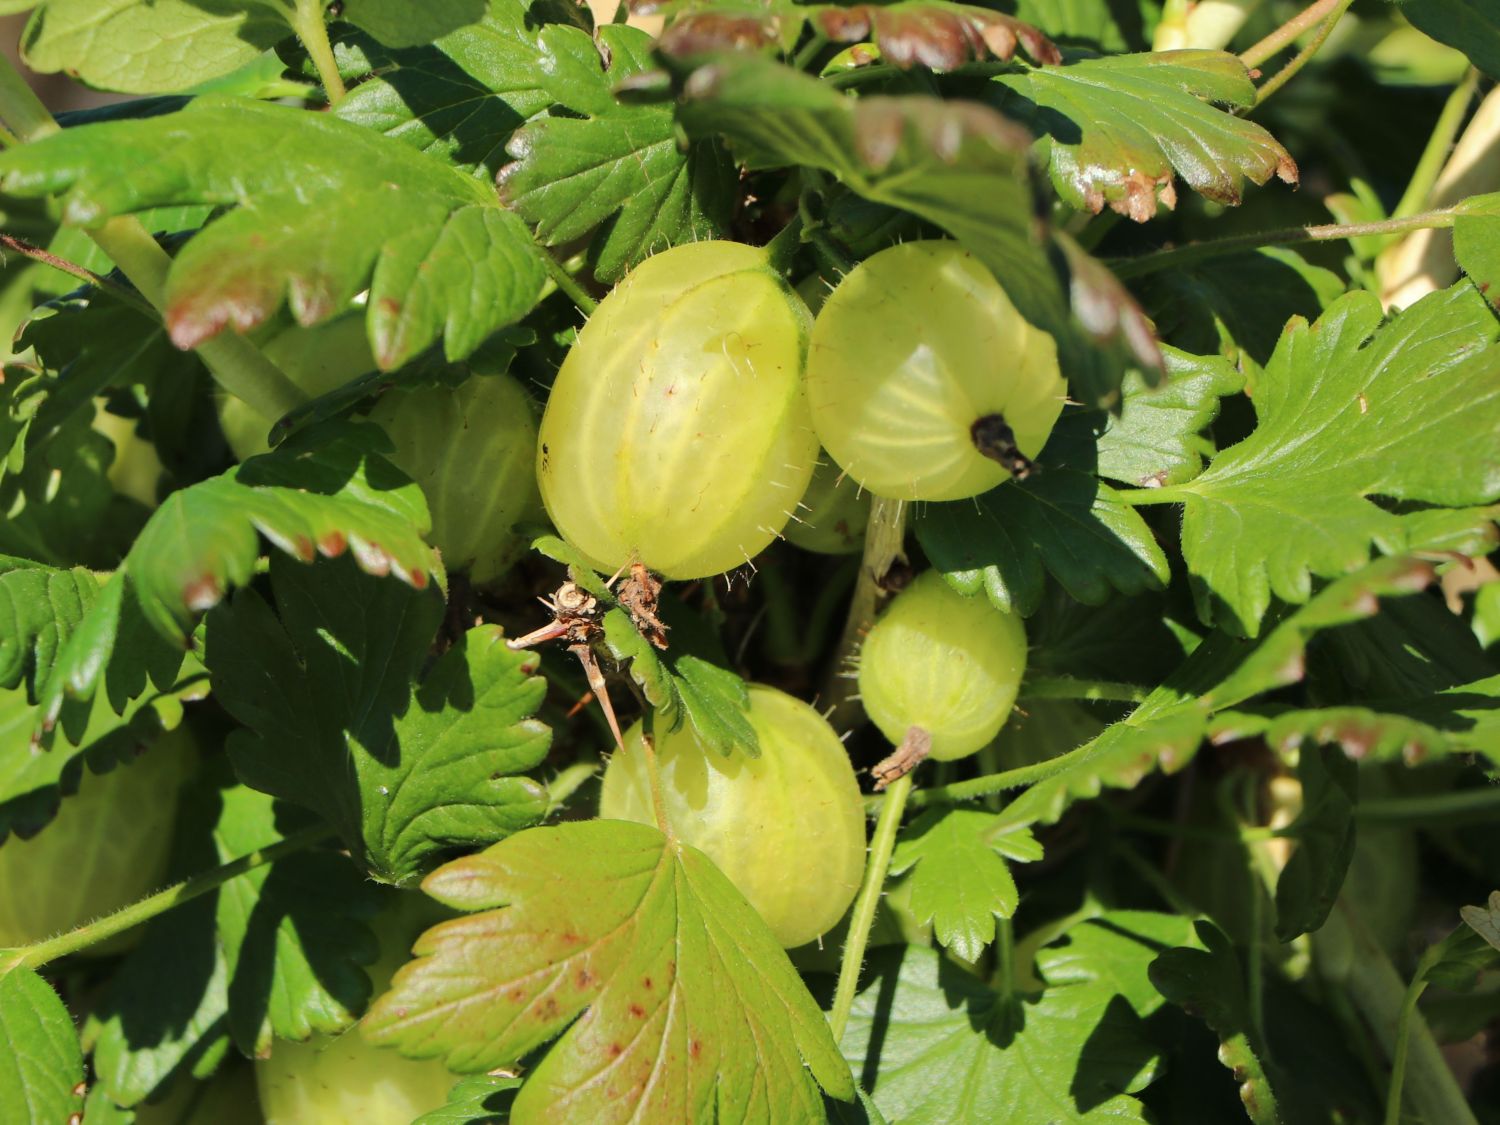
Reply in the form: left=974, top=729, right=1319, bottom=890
left=829, top=770, right=913, bottom=1041
left=1392, top=70, right=1480, bottom=222
left=0, top=826, right=334, bottom=973
left=821, top=495, right=907, bottom=729
left=541, top=251, right=600, bottom=316
left=898, top=733, right=1102, bottom=812
left=1250, top=0, right=1355, bottom=106
left=292, top=0, right=348, bottom=105
left=1019, top=675, right=1150, bottom=704
left=1109, top=209, right=1458, bottom=280
left=1239, top=0, right=1345, bottom=69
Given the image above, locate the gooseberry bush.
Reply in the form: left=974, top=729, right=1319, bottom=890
left=1, top=0, right=1500, bottom=1122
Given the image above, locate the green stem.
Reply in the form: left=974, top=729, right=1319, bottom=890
left=822, top=495, right=907, bottom=730
left=1020, top=675, right=1150, bottom=704
left=640, top=709, right=672, bottom=839
left=291, top=0, right=348, bottom=105
left=829, top=771, right=913, bottom=1041
left=1391, top=70, right=1480, bottom=222
left=0, top=232, right=156, bottom=317
left=0, top=826, right=333, bottom=973
left=806, top=227, right=856, bottom=277
left=0, top=54, right=57, bottom=143
left=546, top=757, right=602, bottom=815
left=1316, top=898, right=1478, bottom=1125
left=900, top=733, right=1102, bottom=811
left=792, top=31, right=829, bottom=72
left=1250, top=0, right=1355, bottom=106
left=1108, top=209, right=1458, bottom=280
left=541, top=251, right=599, bottom=316
left=1356, top=786, right=1500, bottom=825
left=994, top=914, right=1015, bottom=1000
left=1239, top=0, right=1345, bottom=69
left=1385, top=964, right=1435, bottom=1125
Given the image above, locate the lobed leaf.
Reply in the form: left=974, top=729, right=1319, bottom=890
left=0, top=98, right=548, bottom=370
left=364, top=819, right=856, bottom=1120
left=1454, top=191, right=1500, bottom=305
left=0, top=968, right=84, bottom=1125
left=0, top=555, right=97, bottom=699
left=500, top=25, right=735, bottom=283
left=33, top=426, right=438, bottom=745
left=342, top=0, right=492, bottom=47
left=1172, top=283, right=1500, bottom=636
left=992, top=50, right=1298, bottom=221
left=206, top=555, right=551, bottom=885
left=842, top=913, right=1201, bottom=1123
left=890, top=808, right=1040, bottom=962
left=916, top=413, right=1171, bottom=616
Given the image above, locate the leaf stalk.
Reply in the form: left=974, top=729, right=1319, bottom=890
left=291, top=0, right=348, bottom=106
left=1248, top=0, right=1355, bottom=106
left=541, top=251, right=600, bottom=316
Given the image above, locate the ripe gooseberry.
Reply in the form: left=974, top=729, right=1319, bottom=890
left=599, top=684, right=865, bottom=948
left=367, top=372, right=543, bottom=584
left=537, top=241, right=819, bottom=579
left=806, top=240, right=1066, bottom=501
left=858, top=571, right=1027, bottom=760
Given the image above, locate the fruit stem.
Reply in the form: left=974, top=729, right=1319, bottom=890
left=1108, top=209, right=1459, bottom=280
left=821, top=495, right=907, bottom=731
left=541, top=251, right=600, bottom=316
left=829, top=767, right=914, bottom=1042
left=1239, top=0, right=1344, bottom=69
left=0, top=825, right=334, bottom=973
left=1019, top=675, right=1151, bottom=704
left=291, top=0, right=348, bottom=106
left=1248, top=0, right=1355, bottom=107
left=897, top=732, right=1104, bottom=811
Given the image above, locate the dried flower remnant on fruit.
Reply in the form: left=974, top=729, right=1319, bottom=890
left=970, top=413, right=1035, bottom=480
left=871, top=725, right=932, bottom=791
left=618, top=563, right=668, bottom=650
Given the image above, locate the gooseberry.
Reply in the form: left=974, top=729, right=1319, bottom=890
left=537, top=241, right=820, bottom=579
left=367, top=372, right=543, bottom=584
left=857, top=570, right=1027, bottom=760
left=599, top=684, right=865, bottom=948
left=805, top=240, right=1066, bottom=502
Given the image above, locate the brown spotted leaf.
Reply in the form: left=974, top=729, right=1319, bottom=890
left=0, top=97, right=547, bottom=371
left=992, top=50, right=1296, bottom=221
left=33, top=425, right=438, bottom=745
left=364, top=819, right=856, bottom=1121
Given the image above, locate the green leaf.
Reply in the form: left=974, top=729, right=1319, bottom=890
left=412, top=1074, right=522, bottom=1124
left=842, top=912, right=1201, bottom=1123
left=1009, top=0, right=1148, bottom=52
left=1454, top=192, right=1500, bottom=304
left=1398, top=0, right=1500, bottom=80
left=1148, top=921, right=1283, bottom=1125
left=1132, top=247, right=1345, bottom=373
left=0, top=98, right=548, bottom=370
left=212, top=785, right=381, bottom=1055
left=0, top=968, right=85, bottom=1124
left=1092, top=346, right=1243, bottom=489
left=342, top=0, right=490, bottom=47
left=333, top=2, right=563, bottom=176
left=19, top=0, right=291, bottom=94
left=501, top=25, right=735, bottom=282
left=1425, top=894, right=1500, bottom=990
left=890, top=808, right=1040, bottom=961
left=915, top=414, right=1170, bottom=616
left=0, top=556, right=98, bottom=698
left=363, top=820, right=856, bottom=1116
left=34, top=426, right=438, bottom=744
left=206, top=554, right=551, bottom=885
left=1003, top=556, right=1439, bottom=829
left=1274, top=746, right=1357, bottom=941
left=1171, top=283, right=1500, bottom=636
left=991, top=50, right=1298, bottom=221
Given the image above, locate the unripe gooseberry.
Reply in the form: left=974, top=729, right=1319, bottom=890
left=858, top=570, right=1027, bottom=760
left=785, top=455, right=870, bottom=555
left=0, top=718, right=193, bottom=949
left=599, top=685, right=865, bottom=948
left=806, top=240, right=1066, bottom=502
left=537, top=241, right=820, bottom=579
left=367, top=373, right=543, bottom=584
